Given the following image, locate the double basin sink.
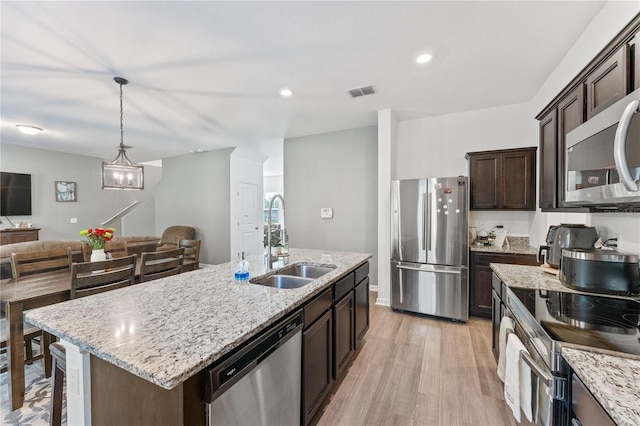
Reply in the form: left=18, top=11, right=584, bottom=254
left=250, top=263, right=336, bottom=289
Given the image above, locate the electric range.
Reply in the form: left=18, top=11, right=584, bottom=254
left=504, top=286, right=640, bottom=425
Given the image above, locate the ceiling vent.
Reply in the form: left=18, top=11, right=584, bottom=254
left=347, top=85, right=376, bottom=98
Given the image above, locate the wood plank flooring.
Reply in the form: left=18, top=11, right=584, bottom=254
left=316, top=291, right=517, bottom=426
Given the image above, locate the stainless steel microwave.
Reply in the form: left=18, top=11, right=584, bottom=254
left=565, top=88, right=640, bottom=208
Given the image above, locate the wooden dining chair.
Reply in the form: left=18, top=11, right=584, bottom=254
left=8, top=247, right=73, bottom=372
left=139, top=247, right=185, bottom=283
left=10, top=247, right=73, bottom=278
left=0, top=318, right=46, bottom=374
left=178, top=239, right=201, bottom=272
left=81, top=241, right=129, bottom=262
left=49, top=254, right=137, bottom=426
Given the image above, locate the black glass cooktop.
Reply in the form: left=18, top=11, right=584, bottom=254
left=510, top=287, right=640, bottom=356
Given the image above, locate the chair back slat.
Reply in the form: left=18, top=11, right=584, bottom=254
left=178, top=239, right=201, bottom=262
left=11, top=248, right=73, bottom=278
left=71, top=255, right=136, bottom=299
left=139, top=248, right=184, bottom=282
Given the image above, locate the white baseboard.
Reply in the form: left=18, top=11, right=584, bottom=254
left=375, top=297, right=390, bottom=307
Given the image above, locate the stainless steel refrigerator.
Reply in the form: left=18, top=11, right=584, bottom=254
left=390, top=177, right=469, bottom=322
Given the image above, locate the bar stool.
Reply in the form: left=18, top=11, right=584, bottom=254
left=48, top=255, right=136, bottom=426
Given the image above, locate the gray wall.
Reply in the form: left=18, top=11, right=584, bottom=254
left=155, top=149, right=233, bottom=265
left=0, top=144, right=161, bottom=240
left=284, top=126, right=378, bottom=285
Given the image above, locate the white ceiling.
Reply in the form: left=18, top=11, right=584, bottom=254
left=1, top=1, right=607, bottom=175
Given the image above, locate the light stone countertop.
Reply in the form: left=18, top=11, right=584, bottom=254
left=470, top=244, right=538, bottom=255
left=25, top=248, right=371, bottom=390
left=562, top=347, right=640, bottom=426
left=491, top=263, right=640, bottom=426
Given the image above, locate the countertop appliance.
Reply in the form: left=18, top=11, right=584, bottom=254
left=205, top=309, right=303, bottom=426
left=560, top=248, right=640, bottom=295
left=537, top=224, right=598, bottom=268
left=390, top=177, right=469, bottom=322
left=565, top=88, right=640, bottom=208
left=503, top=284, right=640, bottom=425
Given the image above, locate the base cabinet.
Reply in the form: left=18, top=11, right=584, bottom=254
left=470, top=251, right=539, bottom=318
left=333, top=291, right=354, bottom=380
left=302, top=310, right=333, bottom=425
left=354, top=277, right=369, bottom=348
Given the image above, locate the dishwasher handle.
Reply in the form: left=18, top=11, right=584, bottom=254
left=205, top=309, right=303, bottom=403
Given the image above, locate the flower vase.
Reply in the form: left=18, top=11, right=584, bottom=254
left=90, top=248, right=106, bottom=273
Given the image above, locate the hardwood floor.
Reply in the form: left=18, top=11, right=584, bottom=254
left=316, top=291, right=517, bottom=426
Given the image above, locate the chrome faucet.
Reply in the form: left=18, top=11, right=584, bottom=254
left=266, top=194, right=286, bottom=270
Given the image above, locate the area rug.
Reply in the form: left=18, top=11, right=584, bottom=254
left=0, top=351, right=66, bottom=425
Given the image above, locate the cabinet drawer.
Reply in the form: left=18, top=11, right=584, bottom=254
left=304, top=288, right=332, bottom=329
left=333, top=273, right=355, bottom=302
left=354, top=262, right=369, bottom=285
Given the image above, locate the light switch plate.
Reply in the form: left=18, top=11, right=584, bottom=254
left=70, top=218, right=78, bottom=223
left=320, top=208, right=333, bottom=219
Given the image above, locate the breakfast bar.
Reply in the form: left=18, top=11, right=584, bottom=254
left=25, top=248, right=371, bottom=425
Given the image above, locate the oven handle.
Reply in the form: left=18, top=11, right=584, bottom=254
left=520, top=350, right=554, bottom=388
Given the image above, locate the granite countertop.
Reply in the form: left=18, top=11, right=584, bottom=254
left=25, top=248, right=370, bottom=390
left=470, top=244, right=538, bottom=255
left=490, top=263, right=569, bottom=292
left=562, top=347, right=640, bottom=426
left=491, top=263, right=640, bottom=426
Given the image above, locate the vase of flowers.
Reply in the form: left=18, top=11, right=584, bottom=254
left=80, top=228, right=115, bottom=267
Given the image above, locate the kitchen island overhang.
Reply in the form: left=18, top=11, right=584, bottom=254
left=25, top=248, right=371, bottom=425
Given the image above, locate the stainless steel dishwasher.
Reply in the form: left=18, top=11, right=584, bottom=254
left=205, top=309, right=303, bottom=426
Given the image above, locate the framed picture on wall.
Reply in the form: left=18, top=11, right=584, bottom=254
left=55, top=181, right=77, bottom=202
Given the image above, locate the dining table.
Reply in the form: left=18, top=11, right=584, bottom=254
left=1, top=258, right=197, bottom=411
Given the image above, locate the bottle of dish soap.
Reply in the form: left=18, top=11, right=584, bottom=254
left=234, top=252, right=250, bottom=282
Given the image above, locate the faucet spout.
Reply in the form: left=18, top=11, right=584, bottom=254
left=267, top=194, right=286, bottom=270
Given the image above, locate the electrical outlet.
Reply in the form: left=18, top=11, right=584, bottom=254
left=612, top=233, right=621, bottom=246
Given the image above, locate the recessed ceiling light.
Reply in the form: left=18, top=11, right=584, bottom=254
left=416, top=53, right=433, bottom=64
left=16, top=124, right=43, bottom=135
left=279, top=88, right=293, bottom=97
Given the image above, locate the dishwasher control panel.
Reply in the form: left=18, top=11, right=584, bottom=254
left=205, top=309, right=303, bottom=403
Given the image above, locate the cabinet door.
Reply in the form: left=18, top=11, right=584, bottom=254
left=491, top=289, right=503, bottom=362
left=354, top=277, right=369, bottom=348
left=539, top=109, right=558, bottom=210
left=501, top=149, right=536, bottom=210
left=635, top=34, right=640, bottom=91
left=333, top=291, right=354, bottom=380
left=469, top=153, right=500, bottom=209
left=302, top=310, right=333, bottom=425
left=470, top=265, right=493, bottom=318
left=586, top=45, right=629, bottom=119
left=557, top=86, right=585, bottom=208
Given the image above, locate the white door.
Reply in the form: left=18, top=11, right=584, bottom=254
left=236, top=182, right=260, bottom=258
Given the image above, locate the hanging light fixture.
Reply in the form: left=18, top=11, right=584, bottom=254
left=101, top=77, right=144, bottom=190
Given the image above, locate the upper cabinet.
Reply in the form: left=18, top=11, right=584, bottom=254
left=536, top=13, right=640, bottom=211
left=466, top=147, right=537, bottom=211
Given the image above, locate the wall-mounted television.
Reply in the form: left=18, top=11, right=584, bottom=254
left=1, top=172, right=32, bottom=216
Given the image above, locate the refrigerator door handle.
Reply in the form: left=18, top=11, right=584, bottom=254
left=396, top=264, right=462, bottom=274
left=398, top=264, right=404, bottom=304
left=426, top=193, right=432, bottom=251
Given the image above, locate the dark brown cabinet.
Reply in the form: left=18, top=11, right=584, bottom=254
left=466, top=147, right=536, bottom=211
left=469, top=251, right=539, bottom=318
left=354, top=277, right=369, bottom=348
left=333, top=291, right=354, bottom=380
left=302, top=309, right=333, bottom=425
left=0, top=228, right=40, bottom=245
left=536, top=14, right=639, bottom=211
left=586, top=45, right=629, bottom=120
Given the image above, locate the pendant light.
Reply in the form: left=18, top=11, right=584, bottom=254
left=101, top=77, right=144, bottom=190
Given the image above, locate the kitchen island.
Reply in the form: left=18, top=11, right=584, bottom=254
left=490, top=263, right=640, bottom=426
left=25, top=248, right=371, bottom=425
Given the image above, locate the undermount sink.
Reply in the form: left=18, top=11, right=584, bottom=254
left=276, top=263, right=336, bottom=279
left=250, top=263, right=337, bottom=289
left=250, top=274, right=314, bottom=289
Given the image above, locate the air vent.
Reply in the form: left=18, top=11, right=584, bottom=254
left=347, top=85, right=376, bottom=98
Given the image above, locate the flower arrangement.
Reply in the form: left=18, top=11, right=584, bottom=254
left=80, top=227, right=115, bottom=250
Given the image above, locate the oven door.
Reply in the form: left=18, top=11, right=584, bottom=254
left=507, top=312, right=569, bottom=426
